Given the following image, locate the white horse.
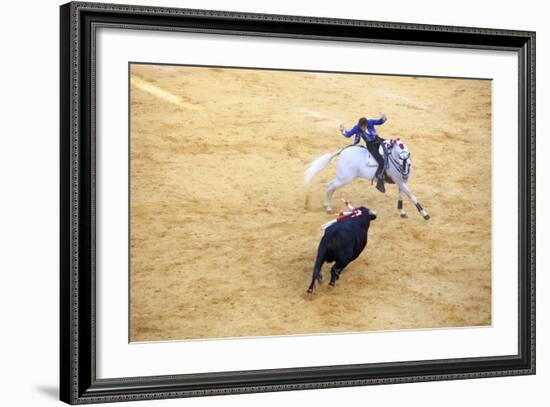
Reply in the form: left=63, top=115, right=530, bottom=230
left=304, top=138, right=430, bottom=220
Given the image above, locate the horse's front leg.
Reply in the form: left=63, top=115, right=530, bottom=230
left=399, top=182, right=430, bottom=220
left=397, top=188, right=407, bottom=218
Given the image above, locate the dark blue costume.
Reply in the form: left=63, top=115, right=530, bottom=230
left=341, top=116, right=387, bottom=144
left=341, top=116, right=387, bottom=192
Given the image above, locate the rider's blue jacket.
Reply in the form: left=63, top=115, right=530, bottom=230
left=342, top=116, right=387, bottom=144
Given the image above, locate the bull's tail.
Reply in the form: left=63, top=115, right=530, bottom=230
left=308, top=238, right=327, bottom=295
left=304, top=147, right=345, bottom=185
left=312, top=238, right=327, bottom=282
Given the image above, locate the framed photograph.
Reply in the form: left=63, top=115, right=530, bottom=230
left=60, top=1, right=536, bottom=404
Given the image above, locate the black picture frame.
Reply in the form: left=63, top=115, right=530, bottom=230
left=60, top=1, right=536, bottom=404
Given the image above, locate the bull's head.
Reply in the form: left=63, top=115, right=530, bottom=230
left=322, top=199, right=376, bottom=230
left=356, top=206, right=377, bottom=224
left=368, top=209, right=377, bottom=221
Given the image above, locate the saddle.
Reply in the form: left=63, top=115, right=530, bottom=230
left=364, top=142, right=395, bottom=184
left=364, top=143, right=388, bottom=166
left=344, top=143, right=394, bottom=184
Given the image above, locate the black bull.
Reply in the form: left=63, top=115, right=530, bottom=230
left=307, top=207, right=377, bottom=295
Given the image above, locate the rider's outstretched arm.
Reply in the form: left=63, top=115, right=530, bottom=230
left=340, top=125, right=361, bottom=144
left=368, top=114, right=387, bottom=126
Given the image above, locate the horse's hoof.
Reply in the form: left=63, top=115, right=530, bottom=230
left=424, top=214, right=431, bottom=220
left=325, top=207, right=332, bottom=214
left=306, top=288, right=314, bottom=297
left=328, top=282, right=335, bottom=288
left=400, top=213, right=408, bottom=219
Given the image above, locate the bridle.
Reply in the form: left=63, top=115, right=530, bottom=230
left=387, top=139, right=411, bottom=180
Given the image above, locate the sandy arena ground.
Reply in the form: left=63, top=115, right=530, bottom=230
left=129, top=64, right=492, bottom=342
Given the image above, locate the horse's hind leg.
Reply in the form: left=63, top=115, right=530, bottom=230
left=324, top=178, right=349, bottom=213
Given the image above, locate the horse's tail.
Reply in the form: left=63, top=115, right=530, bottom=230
left=304, top=147, right=345, bottom=185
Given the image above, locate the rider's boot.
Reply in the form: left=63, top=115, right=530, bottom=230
left=376, top=171, right=386, bottom=193
left=376, top=178, right=385, bottom=193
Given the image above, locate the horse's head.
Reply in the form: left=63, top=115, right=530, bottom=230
left=387, top=138, right=412, bottom=176
left=388, top=138, right=410, bottom=161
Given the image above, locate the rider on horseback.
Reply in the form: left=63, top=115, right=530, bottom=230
left=339, top=114, right=388, bottom=193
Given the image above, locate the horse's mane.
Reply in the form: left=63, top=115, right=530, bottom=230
left=344, top=144, right=367, bottom=150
